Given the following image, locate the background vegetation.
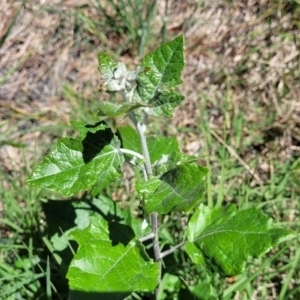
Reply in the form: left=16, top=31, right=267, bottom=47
left=0, top=0, right=299, bottom=299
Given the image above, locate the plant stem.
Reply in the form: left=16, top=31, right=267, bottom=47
left=132, top=115, right=152, bottom=177
left=128, top=111, right=161, bottom=298
left=151, top=211, right=161, bottom=299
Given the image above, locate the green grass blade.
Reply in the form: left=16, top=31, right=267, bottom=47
left=278, top=240, right=300, bottom=300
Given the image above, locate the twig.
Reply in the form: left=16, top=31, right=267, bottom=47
left=160, top=242, right=185, bottom=259
left=139, top=232, right=155, bottom=243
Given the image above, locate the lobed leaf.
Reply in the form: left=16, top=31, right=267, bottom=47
left=137, top=35, right=184, bottom=102
left=186, top=204, right=293, bottom=276
left=137, top=163, right=208, bottom=214
left=67, top=215, right=159, bottom=293
left=26, top=126, right=124, bottom=197
left=145, top=90, right=184, bottom=118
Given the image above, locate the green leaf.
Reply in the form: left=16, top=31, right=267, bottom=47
left=147, top=136, right=178, bottom=165
left=97, top=101, right=149, bottom=117
left=118, top=126, right=180, bottom=167
left=98, top=53, right=117, bottom=79
left=158, top=273, right=181, bottom=300
left=118, top=126, right=141, bottom=154
left=137, top=163, right=208, bottom=214
left=97, top=101, right=128, bottom=117
left=185, top=242, right=205, bottom=265
left=187, top=205, right=236, bottom=242
left=191, top=283, right=218, bottom=300
left=146, top=90, right=185, bottom=118
left=45, top=195, right=150, bottom=259
left=67, top=215, right=159, bottom=293
left=137, top=35, right=184, bottom=102
left=163, top=151, right=198, bottom=171
left=70, top=121, right=107, bottom=137
left=186, top=204, right=293, bottom=276
left=26, top=127, right=124, bottom=197
left=69, top=291, right=128, bottom=300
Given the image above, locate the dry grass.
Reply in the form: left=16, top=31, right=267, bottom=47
left=1, top=1, right=299, bottom=170
left=174, top=1, right=300, bottom=158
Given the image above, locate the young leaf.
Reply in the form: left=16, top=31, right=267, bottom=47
left=98, top=53, right=117, bottom=79
left=67, top=215, right=159, bottom=293
left=137, top=163, right=208, bottom=214
left=137, top=35, right=184, bottom=102
left=145, top=90, right=185, bottom=118
left=186, top=204, right=293, bottom=276
left=26, top=127, right=124, bottom=197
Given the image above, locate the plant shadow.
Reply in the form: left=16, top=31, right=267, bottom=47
left=41, top=193, right=134, bottom=297
left=82, top=122, right=114, bottom=163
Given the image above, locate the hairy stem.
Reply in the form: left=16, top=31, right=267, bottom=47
left=128, top=111, right=161, bottom=298
left=131, top=114, right=152, bottom=177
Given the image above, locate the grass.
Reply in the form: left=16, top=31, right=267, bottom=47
left=0, top=168, right=43, bottom=299
left=0, top=0, right=300, bottom=298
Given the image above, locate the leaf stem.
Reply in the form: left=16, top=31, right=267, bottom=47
left=160, top=241, right=185, bottom=259
left=119, top=148, right=145, bottom=160
left=139, top=232, right=155, bottom=242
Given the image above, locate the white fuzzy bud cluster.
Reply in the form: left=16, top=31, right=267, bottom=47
left=103, top=62, right=141, bottom=102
